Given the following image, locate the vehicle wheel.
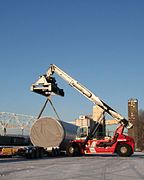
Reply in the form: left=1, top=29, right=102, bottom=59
left=35, top=149, right=40, bottom=158
left=66, top=143, right=80, bottom=157
left=39, top=148, right=44, bottom=158
left=116, top=143, right=133, bottom=157
left=55, top=148, right=60, bottom=156
left=51, top=148, right=56, bottom=157
left=25, top=154, right=31, bottom=159
left=29, top=149, right=36, bottom=159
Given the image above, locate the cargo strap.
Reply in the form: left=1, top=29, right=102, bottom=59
left=48, top=98, right=61, bottom=121
left=37, top=96, right=61, bottom=121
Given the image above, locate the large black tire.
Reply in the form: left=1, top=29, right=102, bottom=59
left=51, top=148, right=59, bottom=157
left=35, top=149, right=40, bottom=158
left=30, top=149, right=36, bottom=159
left=25, top=154, right=31, bottom=159
left=66, top=143, right=81, bottom=157
left=39, top=148, right=44, bottom=158
left=116, top=143, right=133, bottom=157
left=26, top=149, right=35, bottom=159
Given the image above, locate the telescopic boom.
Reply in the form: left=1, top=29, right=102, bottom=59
left=31, top=64, right=133, bottom=129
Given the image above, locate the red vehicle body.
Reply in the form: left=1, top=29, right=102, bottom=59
left=66, top=124, right=135, bottom=157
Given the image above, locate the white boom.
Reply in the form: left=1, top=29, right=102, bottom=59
left=31, top=64, right=133, bottom=129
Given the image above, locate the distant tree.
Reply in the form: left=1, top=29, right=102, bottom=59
left=138, top=109, right=144, bottom=150
left=139, top=109, right=144, bottom=122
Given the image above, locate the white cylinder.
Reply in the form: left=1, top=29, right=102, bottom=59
left=30, top=117, right=78, bottom=150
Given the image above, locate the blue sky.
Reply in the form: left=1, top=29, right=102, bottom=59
left=0, top=0, right=144, bottom=122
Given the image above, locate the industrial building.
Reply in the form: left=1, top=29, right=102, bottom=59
left=128, top=99, right=139, bottom=149
left=74, top=106, right=106, bottom=138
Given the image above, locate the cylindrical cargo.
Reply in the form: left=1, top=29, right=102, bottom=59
left=30, top=117, right=78, bottom=150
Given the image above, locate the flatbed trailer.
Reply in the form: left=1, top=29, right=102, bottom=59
left=0, top=135, right=50, bottom=158
left=0, top=145, right=46, bottom=158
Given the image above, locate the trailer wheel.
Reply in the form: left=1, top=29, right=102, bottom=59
left=30, top=149, right=36, bottom=159
left=51, top=148, right=56, bottom=157
left=39, top=148, right=44, bottom=158
left=55, top=148, right=60, bottom=156
left=66, top=143, right=80, bottom=157
left=35, top=149, right=40, bottom=158
left=116, top=143, right=133, bottom=157
left=25, top=154, right=31, bottom=159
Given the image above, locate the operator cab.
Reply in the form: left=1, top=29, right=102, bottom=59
left=76, top=126, right=88, bottom=139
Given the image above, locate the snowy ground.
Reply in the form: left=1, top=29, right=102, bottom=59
left=0, top=152, right=144, bottom=180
